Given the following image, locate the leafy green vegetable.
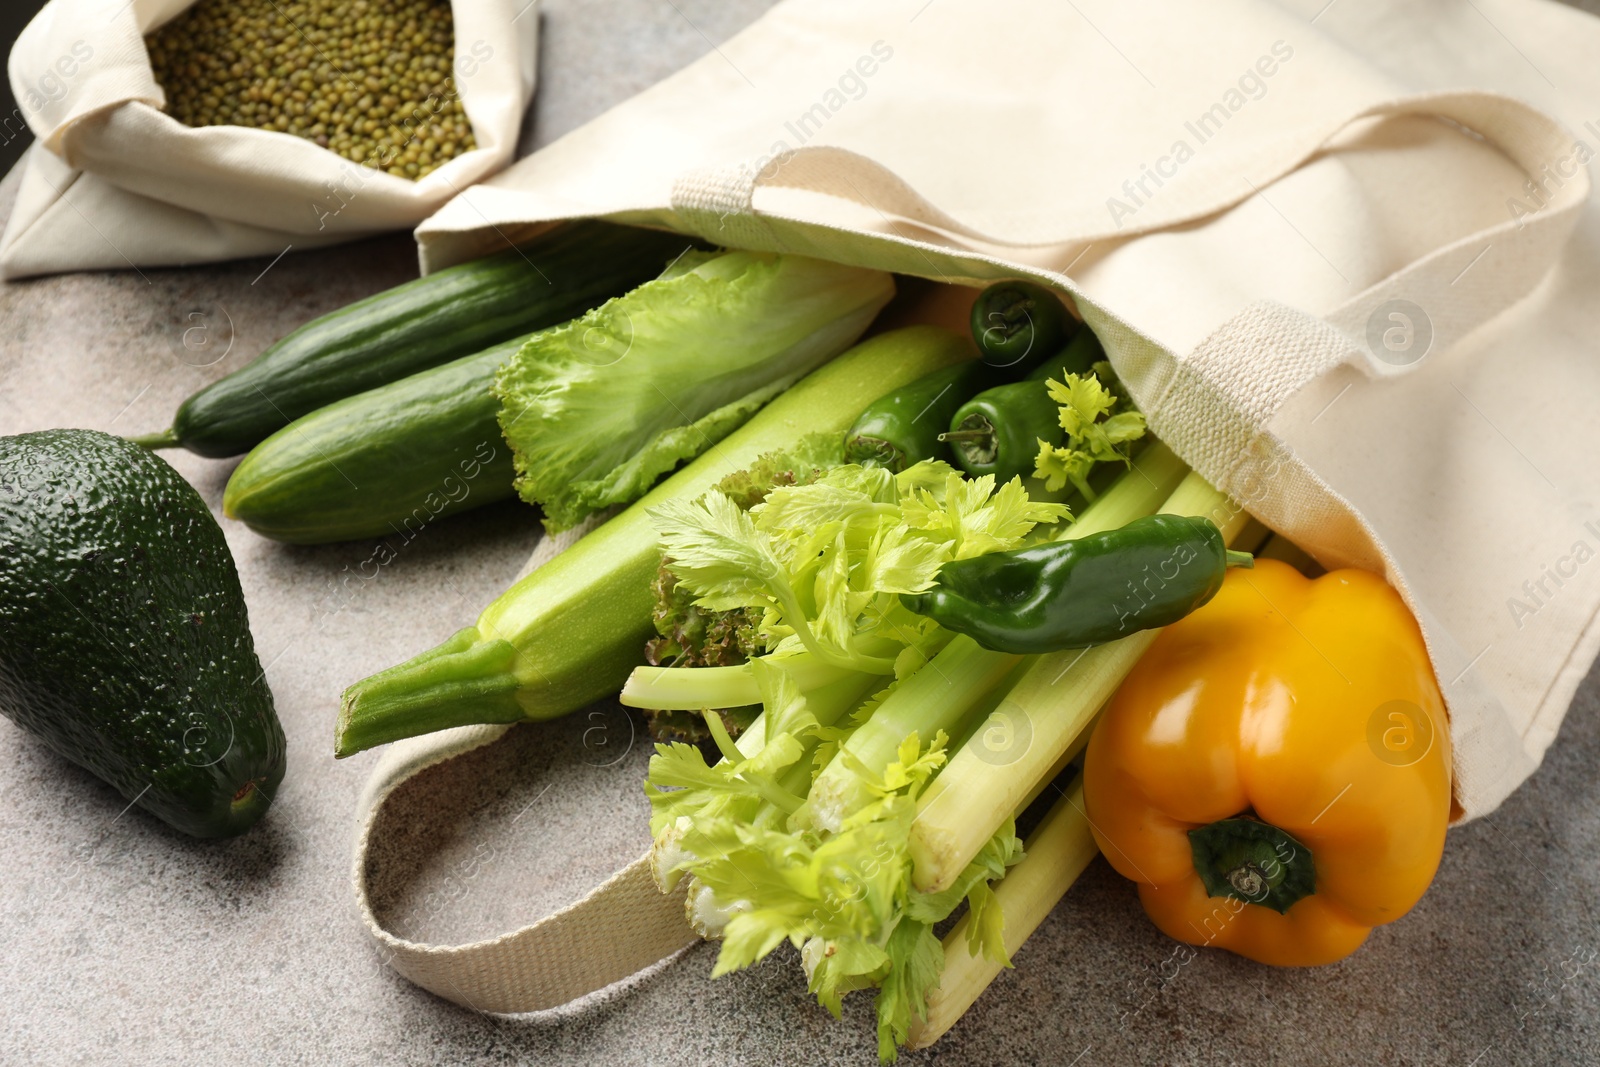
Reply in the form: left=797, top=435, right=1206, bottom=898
left=870, top=918, right=946, bottom=1060
left=710, top=430, right=843, bottom=510
left=641, top=460, right=1064, bottom=1060
left=646, top=658, right=874, bottom=888
left=640, top=704, right=762, bottom=748
left=642, top=435, right=845, bottom=745
left=653, top=705, right=1022, bottom=1061
left=495, top=251, right=895, bottom=529
left=650, top=462, right=1067, bottom=677
left=647, top=432, right=845, bottom=672
left=1033, top=360, right=1147, bottom=499
left=647, top=563, right=763, bottom=670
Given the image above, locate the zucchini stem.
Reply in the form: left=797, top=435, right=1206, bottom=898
left=335, top=627, right=526, bottom=758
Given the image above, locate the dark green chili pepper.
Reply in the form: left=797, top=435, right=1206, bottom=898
left=941, top=329, right=1107, bottom=483
left=1035, top=323, right=1104, bottom=381
left=971, top=280, right=1077, bottom=370
left=844, top=360, right=998, bottom=471
left=901, top=515, right=1254, bottom=654
left=843, top=324, right=1071, bottom=472
left=940, top=378, right=1059, bottom=484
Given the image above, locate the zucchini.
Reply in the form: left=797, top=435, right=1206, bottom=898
left=135, top=221, right=698, bottom=458
left=222, top=338, right=521, bottom=544
left=334, top=325, right=974, bottom=757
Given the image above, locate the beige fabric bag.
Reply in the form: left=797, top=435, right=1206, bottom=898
left=0, top=0, right=537, bottom=279
left=353, top=0, right=1600, bottom=1016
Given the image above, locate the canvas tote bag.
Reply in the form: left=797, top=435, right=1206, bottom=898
left=0, top=0, right=537, bottom=279
left=349, top=0, right=1600, bottom=1014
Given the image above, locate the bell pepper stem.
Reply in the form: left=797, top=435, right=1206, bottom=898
left=939, top=429, right=994, bottom=444
left=1226, top=549, right=1255, bottom=569
left=1187, top=817, right=1315, bottom=914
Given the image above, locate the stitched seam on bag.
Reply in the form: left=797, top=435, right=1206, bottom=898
left=670, top=165, right=782, bottom=249
left=1155, top=303, right=1352, bottom=492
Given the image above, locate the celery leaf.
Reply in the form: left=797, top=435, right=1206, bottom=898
left=1033, top=362, right=1149, bottom=498
left=874, top=920, right=945, bottom=1062
left=651, top=492, right=787, bottom=613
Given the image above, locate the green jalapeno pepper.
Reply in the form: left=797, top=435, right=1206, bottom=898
left=843, top=320, right=1069, bottom=473
left=844, top=360, right=997, bottom=471
left=900, top=514, right=1254, bottom=654
left=942, top=328, right=1106, bottom=483
left=970, top=280, right=1076, bottom=369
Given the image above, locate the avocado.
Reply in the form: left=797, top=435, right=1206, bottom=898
left=0, top=429, right=285, bottom=838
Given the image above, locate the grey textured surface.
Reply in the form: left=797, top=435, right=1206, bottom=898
left=1, top=1, right=1598, bottom=1065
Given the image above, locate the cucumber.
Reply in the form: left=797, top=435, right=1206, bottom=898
left=135, top=221, right=698, bottom=458
left=0, top=430, right=286, bottom=838
left=223, top=338, right=518, bottom=544
left=335, top=325, right=974, bottom=757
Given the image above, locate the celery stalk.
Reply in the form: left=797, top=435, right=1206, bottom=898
left=909, top=479, right=1266, bottom=1050
left=793, top=442, right=1187, bottom=834
left=796, top=637, right=1021, bottom=833
left=905, top=780, right=1100, bottom=1051
left=909, top=639, right=1155, bottom=892
left=909, top=472, right=1253, bottom=893
left=620, top=654, right=865, bottom=711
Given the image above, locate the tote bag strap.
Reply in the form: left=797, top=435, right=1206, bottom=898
left=670, top=88, right=1583, bottom=279
left=351, top=731, right=694, bottom=1013
left=352, top=90, right=1585, bottom=1015
left=1107, top=91, right=1588, bottom=557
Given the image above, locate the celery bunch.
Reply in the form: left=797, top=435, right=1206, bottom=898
left=631, top=446, right=1204, bottom=1060
left=639, top=460, right=1068, bottom=1056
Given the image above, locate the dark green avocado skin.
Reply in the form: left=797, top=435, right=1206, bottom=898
left=0, top=429, right=285, bottom=838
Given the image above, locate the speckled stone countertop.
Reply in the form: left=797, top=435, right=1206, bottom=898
left=1, top=2, right=1597, bottom=1064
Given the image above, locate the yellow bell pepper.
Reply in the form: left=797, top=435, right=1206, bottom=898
left=1083, top=558, right=1451, bottom=966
